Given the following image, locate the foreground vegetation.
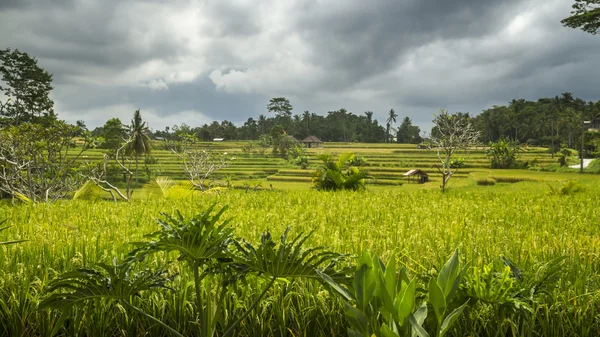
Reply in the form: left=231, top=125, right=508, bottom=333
left=1, top=175, right=599, bottom=336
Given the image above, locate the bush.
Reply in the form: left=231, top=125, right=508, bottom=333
left=349, top=156, right=367, bottom=166
left=486, top=139, right=524, bottom=169
left=313, top=152, right=370, bottom=191
left=450, top=157, right=465, bottom=169
left=290, top=156, right=310, bottom=169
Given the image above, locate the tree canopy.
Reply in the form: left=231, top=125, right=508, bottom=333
left=0, top=48, right=55, bottom=125
left=561, top=0, right=600, bottom=34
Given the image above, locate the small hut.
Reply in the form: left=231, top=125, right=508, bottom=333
left=286, top=135, right=300, bottom=143
left=301, top=136, right=323, bottom=148
left=587, top=114, right=600, bottom=132
left=403, top=169, right=429, bottom=184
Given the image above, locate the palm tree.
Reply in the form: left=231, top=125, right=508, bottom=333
left=386, top=109, right=398, bottom=143
left=364, top=111, right=373, bottom=142
left=302, top=110, right=311, bottom=136
left=125, top=109, right=152, bottom=185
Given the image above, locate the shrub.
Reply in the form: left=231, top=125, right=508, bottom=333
left=486, top=139, right=524, bottom=169
left=313, top=152, right=370, bottom=191
left=349, top=155, right=367, bottom=166
left=450, top=157, right=465, bottom=168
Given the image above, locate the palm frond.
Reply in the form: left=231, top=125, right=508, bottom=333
left=233, top=227, right=347, bottom=280
left=40, top=259, right=172, bottom=312
left=128, top=204, right=234, bottom=265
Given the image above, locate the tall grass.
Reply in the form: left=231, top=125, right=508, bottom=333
left=0, top=180, right=599, bottom=336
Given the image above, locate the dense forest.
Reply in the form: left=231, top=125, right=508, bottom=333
left=95, top=94, right=600, bottom=154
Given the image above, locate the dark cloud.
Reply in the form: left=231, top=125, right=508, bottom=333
left=1, top=0, right=599, bottom=130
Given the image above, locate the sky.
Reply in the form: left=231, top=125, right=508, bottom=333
left=1, top=0, right=599, bottom=131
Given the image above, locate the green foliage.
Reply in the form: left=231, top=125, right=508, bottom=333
left=547, top=180, right=582, bottom=196
left=396, top=117, right=423, bottom=144
left=313, top=152, right=370, bottom=191
left=0, top=220, right=27, bottom=246
left=486, top=139, right=524, bottom=169
left=350, top=155, right=368, bottom=166
left=449, top=158, right=465, bottom=169
left=464, top=264, right=516, bottom=305
left=320, top=250, right=469, bottom=337
left=267, top=97, right=293, bottom=117
left=42, top=204, right=347, bottom=337
left=101, top=118, right=127, bottom=151
left=0, top=120, right=88, bottom=202
left=0, top=48, right=55, bottom=125
left=39, top=259, right=180, bottom=337
left=125, top=110, right=152, bottom=184
left=586, top=158, right=600, bottom=173
left=561, top=0, right=600, bottom=34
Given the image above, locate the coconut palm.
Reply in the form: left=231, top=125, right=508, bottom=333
left=386, top=109, right=398, bottom=143
left=125, top=109, right=152, bottom=184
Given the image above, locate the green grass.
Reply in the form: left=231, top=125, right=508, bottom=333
left=1, top=142, right=599, bottom=336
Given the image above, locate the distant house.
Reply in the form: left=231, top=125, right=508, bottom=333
left=403, top=169, right=429, bottom=184
left=300, top=136, right=323, bottom=148
left=155, top=136, right=165, bottom=141
left=587, top=114, right=600, bottom=132
left=286, top=135, right=300, bottom=143
left=213, top=138, right=224, bottom=142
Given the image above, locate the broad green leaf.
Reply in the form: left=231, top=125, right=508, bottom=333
left=347, top=329, right=365, bottom=337
left=438, top=250, right=460, bottom=299
left=318, top=270, right=355, bottom=301
left=344, top=303, right=369, bottom=335
left=381, top=323, right=401, bottom=337
left=439, top=301, right=468, bottom=337
left=354, top=252, right=377, bottom=311
left=428, top=278, right=446, bottom=325
left=384, top=255, right=397, bottom=297
left=410, top=302, right=428, bottom=337
left=397, top=279, right=416, bottom=324
left=409, top=312, right=431, bottom=337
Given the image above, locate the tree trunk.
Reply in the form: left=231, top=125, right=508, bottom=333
left=135, top=154, right=139, bottom=185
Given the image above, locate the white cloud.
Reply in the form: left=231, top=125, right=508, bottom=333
left=56, top=102, right=211, bottom=130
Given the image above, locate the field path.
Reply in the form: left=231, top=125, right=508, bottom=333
left=570, top=159, right=593, bottom=169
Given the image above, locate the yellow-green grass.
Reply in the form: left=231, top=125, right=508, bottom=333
left=1, top=176, right=600, bottom=335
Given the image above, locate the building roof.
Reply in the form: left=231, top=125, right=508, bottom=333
left=403, top=169, right=428, bottom=177
left=286, top=135, right=300, bottom=142
left=301, top=136, right=322, bottom=143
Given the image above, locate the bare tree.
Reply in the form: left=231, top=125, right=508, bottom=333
left=172, top=147, right=234, bottom=190
left=84, top=140, right=135, bottom=202
left=431, top=109, right=480, bottom=191
left=0, top=121, right=88, bottom=202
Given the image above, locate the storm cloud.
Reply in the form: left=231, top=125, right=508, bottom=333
left=1, top=0, right=598, bottom=130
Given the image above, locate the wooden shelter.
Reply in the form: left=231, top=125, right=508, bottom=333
left=587, top=114, right=600, bottom=132
left=403, top=169, right=429, bottom=184
left=286, top=135, right=300, bottom=143
left=300, top=136, right=323, bottom=148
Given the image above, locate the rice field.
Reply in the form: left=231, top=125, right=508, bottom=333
left=1, top=142, right=599, bottom=336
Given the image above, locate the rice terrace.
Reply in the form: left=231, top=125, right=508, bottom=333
left=2, top=1, right=600, bottom=337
